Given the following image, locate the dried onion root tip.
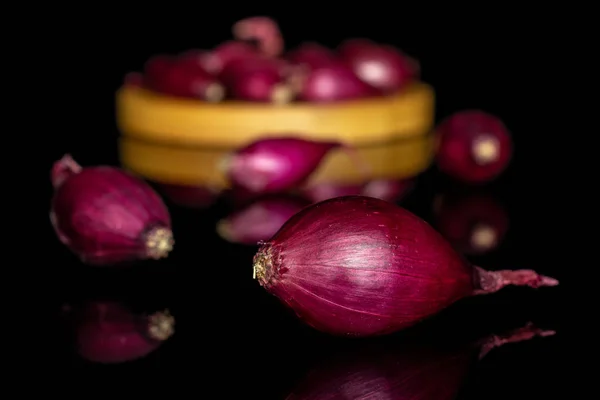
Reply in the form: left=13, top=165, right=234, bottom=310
left=477, top=322, right=556, bottom=359
left=473, top=267, right=559, bottom=295
left=204, top=83, right=226, bottom=103
left=232, top=16, right=284, bottom=58
left=271, top=83, right=293, bottom=104
left=51, top=154, right=82, bottom=188
left=144, top=226, right=174, bottom=259
left=147, top=310, right=175, bottom=341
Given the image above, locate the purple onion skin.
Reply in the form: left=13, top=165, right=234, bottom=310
left=338, top=40, right=419, bottom=93
left=70, top=301, right=174, bottom=364
left=50, top=155, right=174, bottom=266
left=225, top=138, right=340, bottom=194
left=296, top=62, right=380, bottom=102
left=286, top=42, right=338, bottom=70
left=217, top=195, right=310, bottom=245
left=253, top=196, right=558, bottom=337
left=286, top=323, right=553, bottom=400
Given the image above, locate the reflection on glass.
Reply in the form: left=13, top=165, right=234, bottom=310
left=433, top=192, right=509, bottom=256
left=62, top=300, right=175, bottom=364
left=217, top=194, right=310, bottom=245
left=286, top=323, right=553, bottom=400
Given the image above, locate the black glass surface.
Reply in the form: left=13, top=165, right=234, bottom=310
left=37, top=9, right=576, bottom=398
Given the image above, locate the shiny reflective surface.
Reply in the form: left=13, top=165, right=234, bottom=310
left=46, top=167, right=562, bottom=399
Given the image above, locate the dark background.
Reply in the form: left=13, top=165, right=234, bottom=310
left=30, top=7, right=585, bottom=397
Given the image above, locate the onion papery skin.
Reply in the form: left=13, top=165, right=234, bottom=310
left=50, top=155, right=173, bottom=266
left=253, top=196, right=557, bottom=337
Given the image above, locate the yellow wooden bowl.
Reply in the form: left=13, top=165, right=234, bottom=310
left=116, top=82, right=436, bottom=186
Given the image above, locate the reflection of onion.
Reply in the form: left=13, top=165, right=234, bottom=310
left=434, top=192, right=509, bottom=256
left=158, top=184, right=220, bottom=209
left=362, top=178, right=414, bottom=203
left=216, top=195, right=310, bottom=245
left=301, top=182, right=363, bottom=203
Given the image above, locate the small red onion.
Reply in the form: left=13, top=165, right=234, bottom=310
left=123, top=72, right=144, bottom=88
left=286, top=42, right=338, bottom=70
left=295, top=61, right=380, bottom=102
left=191, top=41, right=259, bottom=75
left=362, top=178, right=414, bottom=202
left=301, top=182, right=363, bottom=203
left=143, top=55, right=172, bottom=88
left=223, top=137, right=367, bottom=194
left=69, top=301, right=174, bottom=364
left=220, top=57, right=293, bottom=103
left=339, top=39, right=419, bottom=93
left=286, top=322, right=554, bottom=399
left=158, top=183, right=221, bottom=209
left=436, top=110, right=513, bottom=183
left=145, top=57, right=225, bottom=102
left=253, top=196, right=558, bottom=336
left=216, top=195, right=310, bottom=245
left=434, top=192, right=509, bottom=255
left=232, top=16, right=284, bottom=58
left=50, top=155, right=174, bottom=265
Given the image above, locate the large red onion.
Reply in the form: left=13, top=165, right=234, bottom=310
left=216, top=195, right=310, bottom=245
left=253, top=196, right=558, bottom=336
left=434, top=192, right=509, bottom=255
left=286, top=322, right=554, bottom=399
left=220, top=57, right=293, bottom=103
left=295, top=61, right=380, bottom=102
left=223, top=137, right=364, bottom=194
left=50, top=155, right=174, bottom=265
left=68, top=301, right=174, bottom=364
left=436, top=110, right=513, bottom=183
left=232, top=16, right=284, bottom=58
left=339, top=39, right=419, bottom=93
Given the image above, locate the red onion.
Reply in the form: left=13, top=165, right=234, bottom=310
left=145, top=56, right=224, bottom=101
left=434, top=192, right=509, bottom=255
left=253, top=196, right=558, bottom=336
left=286, top=322, right=554, bottom=399
left=436, top=110, right=513, bottom=183
left=50, top=155, right=174, bottom=265
left=158, top=183, right=220, bottom=209
left=339, top=39, right=419, bottom=93
left=362, top=178, right=414, bottom=202
left=68, top=301, right=174, bottom=364
left=223, top=137, right=367, bottom=194
left=295, top=61, right=380, bottom=102
left=232, top=16, right=284, bottom=58
left=220, top=57, right=293, bottom=103
left=123, top=71, right=144, bottom=88
left=286, top=42, right=338, bottom=70
left=189, top=41, right=258, bottom=75
left=216, top=195, right=310, bottom=245
left=143, top=55, right=172, bottom=87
